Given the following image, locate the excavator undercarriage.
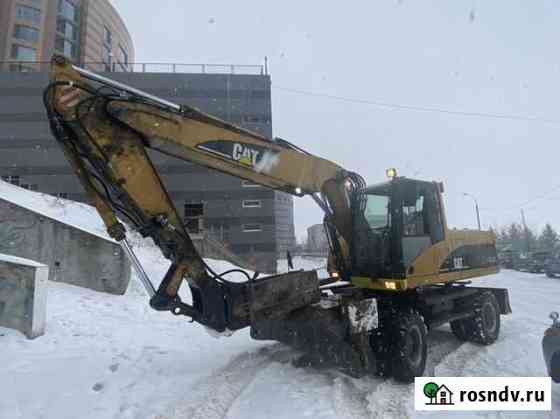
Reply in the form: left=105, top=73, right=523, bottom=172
left=43, top=55, right=511, bottom=382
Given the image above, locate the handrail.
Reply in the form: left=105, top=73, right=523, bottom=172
left=0, top=60, right=266, bottom=75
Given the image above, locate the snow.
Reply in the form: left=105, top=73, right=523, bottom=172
left=0, top=253, right=47, bottom=268
left=2, top=185, right=560, bottom=418
left=0, top=180, right=112, bottom=241
left=3, top=251, right=560, bottom=418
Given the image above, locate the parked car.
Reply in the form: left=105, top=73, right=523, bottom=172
left=515, top=251, right=550, bottom=273
left=498, top=250, right=516, bottom=269
left=545, top=255, right=560, bottom=278
left=543, top=312, right=560, bottom=382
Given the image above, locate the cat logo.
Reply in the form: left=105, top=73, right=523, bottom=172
left=232, top=143, right=260, bottom=167
left=197, top=140, right=280, bottom=174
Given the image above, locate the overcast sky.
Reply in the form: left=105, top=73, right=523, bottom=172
left=111, top=0, right=560, bottom=239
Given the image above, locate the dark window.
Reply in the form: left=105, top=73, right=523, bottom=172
left=10, top=44, right=37, bottom=61
left=403, top=194, right=425, bottom=236
left=184, top=202, right=204, bottom=217
left=13, top=25, right=40, bottom=43
left=15, top=5, right=42, bottom=25
left=242, top=115, right=271, bottom=124
left=184, top=202, right=204, bottom=234
left=401, top=183, right=445, bottom=243
left=56, top=192, right=69, bottom=199
left=58, top=0, right=79, bottom=22
left=20, top=183, right=37, bottom=191
left=1, top=175, right=20, bottom=186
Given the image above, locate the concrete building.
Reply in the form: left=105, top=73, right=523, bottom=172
left=306, top=224, right=329, bottom=255
left=0, top=1, right=296, bottom=273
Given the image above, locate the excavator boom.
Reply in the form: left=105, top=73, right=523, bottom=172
left=43, top=55, right=358, bottom=332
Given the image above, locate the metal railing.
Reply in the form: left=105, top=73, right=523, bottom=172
left=0, top=60, right=267, bottom=75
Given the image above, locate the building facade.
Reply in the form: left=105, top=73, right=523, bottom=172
left=0, top=1, right=295, bottom=273
left=0, top=0, right=134, bottom=71
left=306, top=224, right=329, bottom=255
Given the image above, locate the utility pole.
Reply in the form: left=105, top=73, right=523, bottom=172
left=463, top=193, right=481, bottom=230
left=521, top=209, right=531, bottom=253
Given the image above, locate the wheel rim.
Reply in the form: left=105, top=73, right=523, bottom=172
left=482, top=302, right=497, bottom=334
left=405, top=325, right=423, bottom=367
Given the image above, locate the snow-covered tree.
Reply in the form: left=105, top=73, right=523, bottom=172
left=537, top=224, right=559, bottom=253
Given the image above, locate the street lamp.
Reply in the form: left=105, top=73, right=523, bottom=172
left=463, top=192, right=481, bottom=230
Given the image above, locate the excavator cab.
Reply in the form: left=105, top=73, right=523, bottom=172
left=351, top=176, right=446, bottom=280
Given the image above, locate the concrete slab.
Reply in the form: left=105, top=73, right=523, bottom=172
left=0, top=198, right=131, bottom=295
left=0, top=253, right=48, bottom=339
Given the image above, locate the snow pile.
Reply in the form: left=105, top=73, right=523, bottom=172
left=0, top=180, right=111, bottom=241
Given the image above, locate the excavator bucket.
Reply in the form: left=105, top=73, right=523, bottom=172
left=251, top=295, right=379, bottom=377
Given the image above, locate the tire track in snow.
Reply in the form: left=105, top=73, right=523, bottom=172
left=425, top=329, right=465, bottom=376
left=362, top=329, right=465, bottom=419
left=167, top=344, right=290, bottom=419
left=331, top=374, right=380, bottom=419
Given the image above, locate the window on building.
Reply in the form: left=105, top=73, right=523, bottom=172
left=242, top=200, right=262, bottom=208
left=28, top=0, right=42, bottom=5
left=55, top=35, right=79, bottom=59
left=56, top=192, right=69, bottom=199
left=184, top=202, right=204, bottom=234
left=104, top=26, right=112, bottom=46
left=117, top=44, right=129, bottom=71
left=241, top=180, right=260, bottom=188
left=55, top=0, right=80, bottom=61
left=15, top=5, right=42, bottom=26
left=13, top=25, right=40, bottom=43
left=56, top=17, right=78, bottom=40
left=10, top=44, right=37, bottom=61
left=102, top=27, right=113, bottom=71
left=1, top=176, right=21, bottom=186
left=20, top=183, right=38, bottom=191
left=243, top=224, right=262, bottom=232
left=58, top=0, right=79, bottom=22
left=242, top=115, right=271, bottom=124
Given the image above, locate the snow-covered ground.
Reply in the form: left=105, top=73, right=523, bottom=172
left=2, top=184, right=560, bottom=418
left=3, top=249, right=560, bottom=419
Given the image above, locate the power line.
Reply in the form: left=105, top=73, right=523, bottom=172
left=481, top=184, right=560, bottom=214
left=272, top=85, right=560, bottom=125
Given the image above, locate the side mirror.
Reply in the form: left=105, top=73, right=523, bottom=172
left=287, top=250, right=294, bottom=271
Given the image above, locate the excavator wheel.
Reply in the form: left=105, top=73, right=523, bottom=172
left=463, top=291, right=501, bottom=345
left=450, top=319, right=469, bottom=341
left=388, top=308, right=428, bottom=383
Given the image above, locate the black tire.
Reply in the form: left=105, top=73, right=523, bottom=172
left=389, top=309, right=428, bottom=383
left=551, top=352, right=560, bottom=383
left=450, top=319, right=469, bottom=341
left=463, top=291, right=501, bottom=345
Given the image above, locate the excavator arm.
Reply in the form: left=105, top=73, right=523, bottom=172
left=43, top=55, right=363, bottom=332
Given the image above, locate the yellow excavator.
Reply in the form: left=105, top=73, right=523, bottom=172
left=43, top=55, right=511, bottom=382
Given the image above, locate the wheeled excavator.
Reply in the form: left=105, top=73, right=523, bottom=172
left=43, top=55, right=511, bottom=382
